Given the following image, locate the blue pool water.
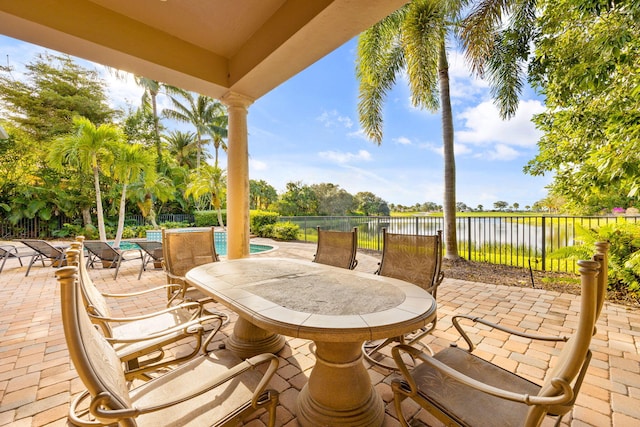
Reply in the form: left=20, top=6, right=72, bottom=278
left=142, top=229, right=273, bottom=256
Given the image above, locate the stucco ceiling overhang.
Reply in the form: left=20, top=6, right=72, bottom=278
left=0, top=0, right=409, bottom=101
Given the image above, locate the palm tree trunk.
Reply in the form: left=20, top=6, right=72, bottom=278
left=93, top=164, right=107, bottom=242
left=81, top=207, right=92, bottom=227
left=438, top=42, right=459, bottom=260
left=113, top=182, right=128, bottom=248
left=151, top=92, right=162, bottom=170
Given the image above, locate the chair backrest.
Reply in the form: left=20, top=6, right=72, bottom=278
left=162, top=227, right=219, bottom=280
left=136, top=240, right=163, bottom=260
left=19, top=239, right=62, bottom=257
left=84, top=241, right=119, bottom=262
left=377, top=229, right=443, bottom=297
left=56, top=265, right=133, bottom=417
left=529, top=254, right=605, bottom=422
left=313, top=227, right=358, bottom=270
left=67, top=239, right=114, bottom=335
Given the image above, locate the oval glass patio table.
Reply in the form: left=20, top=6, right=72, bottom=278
left=186, top=257, right=437, bottom=427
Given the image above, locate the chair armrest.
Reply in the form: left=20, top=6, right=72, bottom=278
left=392, top=344, right=573, bottom=407
left=164, top=271, right=185, bottom=281
left=452, top=314, right=569, bottom=352
left=89, top=353, right=279, bottom=420
left=101, top=284, right=182, bottom=298
left=93, top=301, right=203, bottom=323
left=103, top=314, right=224, bottom=344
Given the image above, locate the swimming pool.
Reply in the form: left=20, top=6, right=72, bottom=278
left=143, top=229, right=273, bottom=256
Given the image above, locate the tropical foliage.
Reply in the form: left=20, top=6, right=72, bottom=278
left=550, top=220, right=640, bottom=295
left=525, top=0, right=640, bottom=214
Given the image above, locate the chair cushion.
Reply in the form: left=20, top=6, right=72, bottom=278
left=110, top=309, right=195, bottom=359
left=409, top=346, right=541, bottom=427
left=130, top=349, right=266, bottom=427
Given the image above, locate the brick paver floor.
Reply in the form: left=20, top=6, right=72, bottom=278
left=0, top=238, right=639, bottom=426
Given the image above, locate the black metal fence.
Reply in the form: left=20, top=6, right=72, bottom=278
left=124, top=214, right=195, bottom=226
left=279, top=215, right=640, bottom=273
left=0, top=214, right=194, bottom=240
left=0, top=215, right=71, bottom=240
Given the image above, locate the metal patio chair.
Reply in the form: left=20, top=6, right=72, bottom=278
left=313, top=226, right=359, bottom=270
left=136, top=240, right=164, bottom=279
left=65, top=241, right=224, bottom=380
left=84, top=240, right=143, bottom=279
left=362, top=229, right=443, bottom=370
left=56, top=265, right=280, bottom=427
left=391, top=241, right=610, bottom=426
left=0, top=244, right=36, bottom=274
left=162, top=227, right=229, bottom=322
left=18, top=239, right=68, bottom=276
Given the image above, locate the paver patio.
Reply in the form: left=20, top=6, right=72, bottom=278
left=0, top=238, right=638, bottom=426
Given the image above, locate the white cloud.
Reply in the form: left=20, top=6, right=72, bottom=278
left=347, top=128, right=374, bottom=141
left=393, top=136, right=412, bottom=145
left=486, top=143, right=520, bottom=161
left=425, top=142, right=473, bottom=157
left=100, top=69, right=145, bottom=110
left=317, top=109, right=353, bottom=129
left=457, top=99, right=544, bottom=148
left=318, top=149, right=372, bottom=164
left=250, top=159, right=268, bottom=171
left=447, top=50, right=489, bottom=101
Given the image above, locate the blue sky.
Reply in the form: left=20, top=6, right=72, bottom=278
left=1, top=34, right=552, bottom=209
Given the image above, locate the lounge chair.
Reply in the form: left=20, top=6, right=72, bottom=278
left=18, top=239, right=68, bottom=276
left=390, top=241, right=610, bottom=426
left=313, top=226, right=359, bottom=269
left=362, top=229, right=443, bottom=370
left=0, top=244, right=37, bottom=274
left=65, top=240, right=224, bottom=380
left=136, top=240, right=164, bottom=279
left=56, top=264, right=280, bottom=427
left=84, top=239, right=143, bottom=279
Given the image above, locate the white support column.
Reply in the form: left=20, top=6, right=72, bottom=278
left=221, top=91, right=254, bottom=259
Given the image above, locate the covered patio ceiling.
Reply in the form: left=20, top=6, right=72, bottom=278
left=0, top=0, right=408, bottom=101
left=0, top=0, right=409, bottom=259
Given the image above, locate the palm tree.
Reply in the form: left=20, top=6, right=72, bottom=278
left=135, top=77, right=163, bottom=164
left=208, top=114, right=228, bottom=167
left=162, top=88, right=227, bottom=169
left=47, top=116, right=121, bottom=241
left=356, top=0, right=462, bottom=259
left=164, top=130, right=199, bottom=169
left=458, top=0, right=537, bottom=119
left=185, top=164, right=227, bottom=228
left=111, top=143, right=156, bottom=247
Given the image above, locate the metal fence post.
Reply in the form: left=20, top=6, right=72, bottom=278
left=541, top=217, right=546, bottom=271
left=468, top=216, right=472, bottom=260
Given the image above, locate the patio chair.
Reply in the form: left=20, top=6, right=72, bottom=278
left=65, top=243, right=224, bottom=380
left=390, top=242, right=610, bottom=427
left=362, top=229, right=443, bottom=370
left=56, top=265, right=280, bottom=427
left=162, top=227, right=217, bottom=298
left=84, top=239, right=143, bottom=279
left=136, top=240, right=164, bottom=279
left=0, top=244, right=37, bottom=274
left=312, top=226, right=359, bottom=269
left=18, top=239, right=68, bottom=276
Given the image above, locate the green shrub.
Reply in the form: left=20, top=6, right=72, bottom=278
left=550, top=220, right=640, bottom=296
left=250, top=210, right=279, bottom=236
left=261, top=221, right=299, bottom=240
left=194, top=210, right=226, bottom=227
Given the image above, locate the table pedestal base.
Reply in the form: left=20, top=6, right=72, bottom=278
left=225, top=317, right=286, bottom=359
left=296, top=341, right=384, bottom=427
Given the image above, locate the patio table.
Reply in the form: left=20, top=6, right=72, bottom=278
left=186, top=257, right=437, bottom=427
